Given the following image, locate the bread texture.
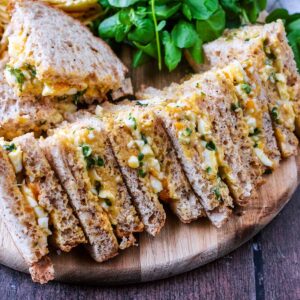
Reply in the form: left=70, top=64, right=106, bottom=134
left=57, top=113, right=145, bottom=249
left=202, top=21, right=299, bottom=158
left=14, top=133, right=86, bottom=252
left=42, top=134, right=119, bottom=262
left=2, top=0, right=132, bottom=102
left=0, top=60, right=65, bottom=140
left=101, top=102, right=205, bottom=223
left=0, top=146, right=53, bottom=283
left=102, top=106, right=167, bottom=235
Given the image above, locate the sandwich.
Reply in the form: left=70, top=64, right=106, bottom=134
left=1, top=0, right=132, bottom=103
left=133, top=95, right=234, bottom=227
left=138, top=68, right=261, bottom=207
left=100, top=105, right=168, bottom=235
left=42, top=114, right=144, bottom=258
left=99, top=102, right=205, bottom=225
left=0, top=57, right=75, bottom=140
left=52, top=113, right=145, bottom=249
left=0, top=136, right=54, bottom=283
left=197, top=21, right=299, bottom=158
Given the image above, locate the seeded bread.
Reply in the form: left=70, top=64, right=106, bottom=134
left=14, top=133, right=86, bottom=252
left=0, top=147, right=54, bottom=283
left=100, top=106, right=166, bottom=236
left=101, top=102, right=205, bottom=223
left=57, top=113, right=145, bottom=249
left=42, top=135, right=119, bottom=262
left=201, top=21, right=299, bottom=158
left=0, top=60, right=65, bottom=140
left=2, top=0, right=132, bottom=102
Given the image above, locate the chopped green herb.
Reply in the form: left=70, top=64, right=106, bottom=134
left=87, top=127, right=94, bottom=131
left=6, top=66, right=25, bottom=89
left=81, top=144, right=92, bottom=157
left=73, top=89, right=87, bottom=105
left=241, top=83, right=252, bottom=94
left=264, top=169, right=273, bottom=175
left=271, top=107, right=279, bottom=122
left=105, top=199, right=112, bottom=206
left=213, top=188, right=222, bottom=201
left=95, top=181, right=102, bottom=193
left=138, top=153, right=144, bottom=161
left=86, top=156, right=95, bottom=169
left=3, top=143, right=16, bottom=152
left=138, top=168, right=147, bottom=178
left=231, top=102, right=240, bottom=112
left=206, top=167, right=212, bottom=174
left=95, top=156, right=105, bottom=167
left=206, top=141, right=216, bottom=151
left=249, top=128, right=261, bottom=137
left=136, top=101, right=148, bottom=107
left=184, top=128, right=192, bottom=136
left=141, top=133, right=148, bottom=144
left=24, top=63, right=36, bottom=78
left=129, top=114, right=137, bottom=130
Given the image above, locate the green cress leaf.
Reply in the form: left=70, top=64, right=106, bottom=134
left=162, top=31, right=182, bottom=71
left=154, top=3, right=181, bottom=20
left=287, top=19, right=300, bottom=32
left=119, top=9, right=132, bottom=25
left=128, top=18, right=155, bottom=43
left=187, top=37, right=203, bottom=64
left=266, top=8, right=289, bottom=23
left=172, top=21, right=198, bottom=48
left=287, top=31, right=300, bottom=70
left=184, top=0, right=218, bottom=20
left=133, top=40, right=158, bottom=58
left=220, top=0, right=241, bottom=15
left=98, top=0, right=110, bottom=8
left=98, top=13, right=120, bottom=38
left=132, top=49, right=150, bottom=67
left=196, top=7, right=225, bottom=42
left=157, top=20, right=166, bottom=31
left=182, top=3, right=192, bottom=21
left=286, top=13, right=300, bottom=25
left=108, top=0, right=143, bottom=8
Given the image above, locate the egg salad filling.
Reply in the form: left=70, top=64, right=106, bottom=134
left=119, top=112, right=166, bottom=196
left=59, top=127, right=120, bottom=225
left=0, top=140, right=51, bottom=236
left=164, top=97, right=230, bottom=204
left=261, top=40, right=296, bottom=132
left=223, top=62, right=274, bottom=168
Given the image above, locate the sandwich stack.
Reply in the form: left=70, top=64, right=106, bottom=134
left=0, top=0, right=299, bottom=284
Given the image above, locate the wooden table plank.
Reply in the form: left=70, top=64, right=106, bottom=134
left=260, top=186, right=300, bottom=300
left=0, top=240, right=255, bottom=300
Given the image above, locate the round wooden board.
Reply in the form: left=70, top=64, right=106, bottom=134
left=0, top=57, right=300, bottom=284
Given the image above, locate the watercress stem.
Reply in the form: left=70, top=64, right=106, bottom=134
left=151, top=0, right=162, bottom=70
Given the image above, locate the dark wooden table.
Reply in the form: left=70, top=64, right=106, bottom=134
left=0, top=186, right=299, bottom=300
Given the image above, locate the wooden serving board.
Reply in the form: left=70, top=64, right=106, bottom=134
left=0, top=54, right=299, bottom=284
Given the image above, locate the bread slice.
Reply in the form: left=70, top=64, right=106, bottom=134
left=138, top=69, right=260, bottom=207
left=2, top=0, right=132, bottom=102
left=200, top=21, right=299, bottom=158
left=54, top=113, right=144, bottom=249
left=12, top=133, right=86, bottom=252
left=100, top=105, right=167, bottom=235
left=133, top=94, right=234, bottom=226
left=0, top=58, right=67, bottom=140
left=99, top=102, right=205, bottom=224
left=42, top=132, right=119, bottom=262
left=0, top=144, right=54, bottom=283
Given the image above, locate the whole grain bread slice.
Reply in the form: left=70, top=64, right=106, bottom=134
left=100, top=102, right=205, bottom=223
left=42, top=135, right=119, bottom=262
left=56, top=113, right=145, bottom=249
left=14, top=133, right=86, bottom=252
left=0, top=146, right=54, bottom=283
left=2, top=0, right=132, bottom=102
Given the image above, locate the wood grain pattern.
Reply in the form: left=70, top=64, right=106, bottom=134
left=0, top=50, right=299, bottom=285
left=0, top=151, right=298, bottom=284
